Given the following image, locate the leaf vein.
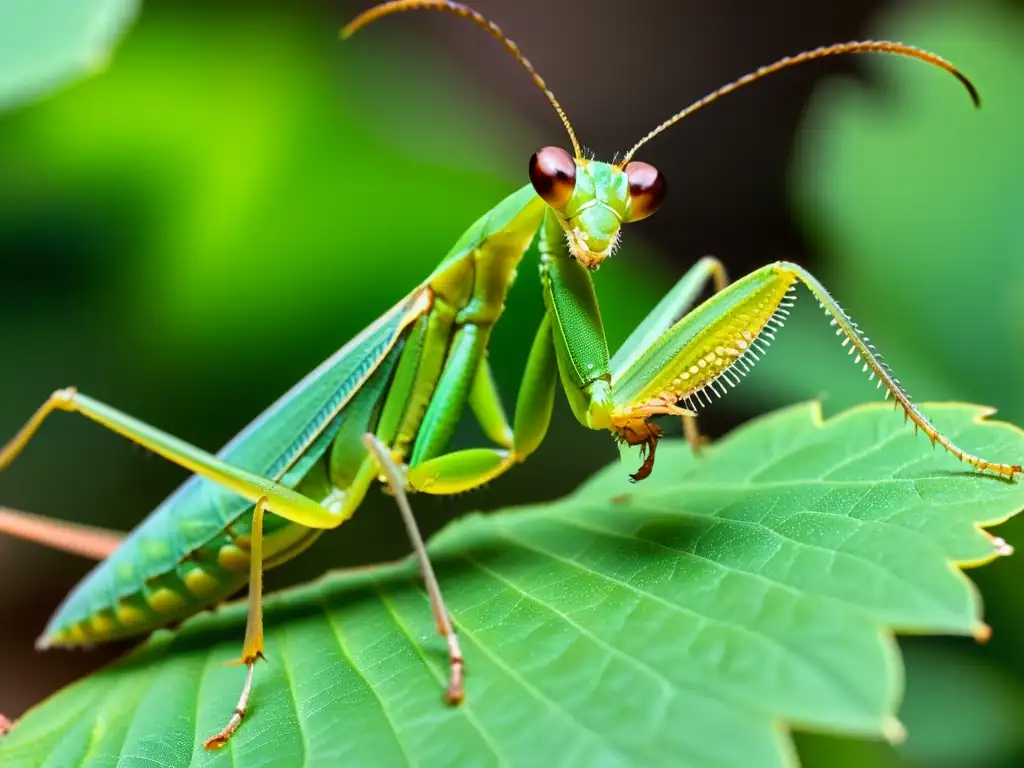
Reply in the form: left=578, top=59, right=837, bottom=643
left=433, top=564, right=635, bottom=766
left=376, top=585, right=505, bottom=767
left=541, top=513, right=881, bottom=715
left=276, top=624, right=309, bottom=768
left=321, top=596, right=418, bottom=766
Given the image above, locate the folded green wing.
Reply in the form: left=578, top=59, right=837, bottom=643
left=43, top=287, right=430, bottom=641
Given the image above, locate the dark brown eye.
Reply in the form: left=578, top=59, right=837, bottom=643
left=624, top=161, right=666, bottom=221
left=529, top=146, right=576, bottom=209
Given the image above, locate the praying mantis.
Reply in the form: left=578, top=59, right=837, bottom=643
left=1, top=0, right=1020, bottom=753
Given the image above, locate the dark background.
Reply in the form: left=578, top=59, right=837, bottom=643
left=2, top=1, right=1022, bottom=765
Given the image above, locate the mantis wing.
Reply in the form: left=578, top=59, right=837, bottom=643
left=43, top=286, right=431, bottom=643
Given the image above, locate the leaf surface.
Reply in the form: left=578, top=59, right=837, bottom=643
left=3, top=402, right=1022, bottom=767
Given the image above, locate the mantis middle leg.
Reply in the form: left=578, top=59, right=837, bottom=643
left=204, top=496, right=270, bottom=749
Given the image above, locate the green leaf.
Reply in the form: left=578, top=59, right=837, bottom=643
left=3, top=402, right=1022, bottom=767
left=0, top=0, right=137, bottom=111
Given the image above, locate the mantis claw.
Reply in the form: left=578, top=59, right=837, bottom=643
left=204, top=660, right=257, bottom=750
left=203, top=708, right=245, bottom=751
left=628, top=440, right=658, bottom=483
left=620, top=425, right=662, bottom=483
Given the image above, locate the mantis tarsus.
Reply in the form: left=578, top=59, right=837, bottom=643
left=0, top=0, right=1019, bottom=751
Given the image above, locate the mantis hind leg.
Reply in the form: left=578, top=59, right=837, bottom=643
left=0, top=506, right=124, bottom=560
left=407, top=314, right=557, bottom=494
left=204, top=496, right=269, bottom=750
left=0, top=388, right=343, bottom=529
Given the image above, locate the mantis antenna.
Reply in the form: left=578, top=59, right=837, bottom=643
left=342, top=0, right=583, bottom=159
left=621, top=41, right=980, bottom=164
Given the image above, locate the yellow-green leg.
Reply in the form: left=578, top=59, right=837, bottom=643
left=0, top=388, right=344, bottom=530
left=406, top=313, right=557, bottom=494
left=608, top=257, right=731, bottom=466
left=204, top=496, right=269, bottom=750
left=608, top=261, right=1022, bottom=479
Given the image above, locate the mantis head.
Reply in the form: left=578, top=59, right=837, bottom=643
left=344, top=2, right=980, bottom=267
left=529, top=149, right=666, bottom=270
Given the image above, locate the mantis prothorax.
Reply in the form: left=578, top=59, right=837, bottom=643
left=0, top=0, right=1018, bottom=751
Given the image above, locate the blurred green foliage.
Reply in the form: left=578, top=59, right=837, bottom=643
left=0, top=0, right=137, bottom=111
left=761, top=2, right=1024, bottom=420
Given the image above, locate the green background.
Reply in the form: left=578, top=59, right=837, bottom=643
left=1, top=1, right=1022, bottom=765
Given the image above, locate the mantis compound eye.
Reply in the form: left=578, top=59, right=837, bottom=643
left=529, top=146, right=577, bottom=209
left=624, top=161, right=666, bottom=222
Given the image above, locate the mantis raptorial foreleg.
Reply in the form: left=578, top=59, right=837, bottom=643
left=362, top=434, right=464, bottom=703
left=204, top=496, right=269, bottom=750
left=607, top=261, right=1021, bottom=478
left=609, top=256, right=732, bottom=456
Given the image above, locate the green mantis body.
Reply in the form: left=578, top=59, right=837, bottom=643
left=1, top=0, right=1019, bottom=750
